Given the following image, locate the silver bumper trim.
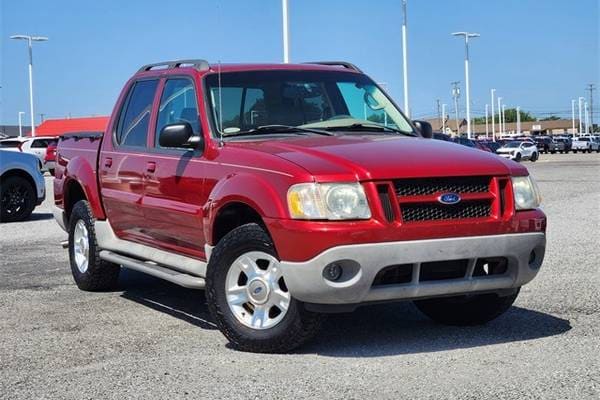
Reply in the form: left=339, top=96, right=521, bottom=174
left=52, top=206, right=68, bottom=232
left=279, top=233, right=546, bottom=305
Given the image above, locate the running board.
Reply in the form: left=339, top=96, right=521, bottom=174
left=99, top=250, right=205, bottom=289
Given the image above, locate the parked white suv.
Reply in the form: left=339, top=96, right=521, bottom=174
left=0, top=136, right=58, bottom=172
left=496, top=141, right=539, bottom=162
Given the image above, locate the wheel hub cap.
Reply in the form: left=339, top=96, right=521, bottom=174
left=225, top=251, right=291, bottom=330
left=73, top=220, right=90, bottom=273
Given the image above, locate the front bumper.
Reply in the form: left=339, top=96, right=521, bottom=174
left=497, top=152, right=516, bottom=160
left=279, top=232, right=545, bottom=305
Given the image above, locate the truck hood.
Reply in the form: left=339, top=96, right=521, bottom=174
left=228, top=135, right=528, bottom=181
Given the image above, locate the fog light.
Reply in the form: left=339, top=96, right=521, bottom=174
left=323, top=263, right=343, bottom=281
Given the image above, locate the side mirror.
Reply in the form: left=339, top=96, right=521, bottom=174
left=413, top=120, right=433, bottom=139
left=159, top=122, right=204, bottom=150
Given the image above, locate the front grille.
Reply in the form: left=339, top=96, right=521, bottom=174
left=401, top=201, right=491, bottom=222
left=394, top=176, right=489, bottom=196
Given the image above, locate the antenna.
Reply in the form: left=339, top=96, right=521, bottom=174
left=217, top=60, right=224, bottom=146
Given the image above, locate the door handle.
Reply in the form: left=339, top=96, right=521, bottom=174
left=104, top=158, right=112, bottom=168
left=146, top=161, right=156, bottom=173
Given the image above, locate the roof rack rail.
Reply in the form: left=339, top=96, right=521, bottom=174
left=137, top=59, right=210, bottom=73
left=303, top=61, right=363, bottom=73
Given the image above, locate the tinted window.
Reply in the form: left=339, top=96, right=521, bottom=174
left=0, top=140, right=24, bottom=148
left=156, top=79, right=200, bottom=147
left=31, top=139, right=51, bottom=148
left=116, top=80, right=158, bottom=147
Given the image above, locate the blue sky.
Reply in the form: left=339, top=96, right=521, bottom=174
left=1, top=0, right=598, bottom=125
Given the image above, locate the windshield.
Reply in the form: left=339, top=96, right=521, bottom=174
left=504, top=142, right=521, bottom=148
left=205, top=70, right=413, bottom=137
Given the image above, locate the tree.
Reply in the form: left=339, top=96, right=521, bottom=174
left=473, top=108, right=535, bottom=124
left=541, top=115, right=560, bottom=121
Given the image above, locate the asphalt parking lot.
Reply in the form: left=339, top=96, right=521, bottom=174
left=1, top=152, right=598, bottom=400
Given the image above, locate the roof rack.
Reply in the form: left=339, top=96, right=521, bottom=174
left=303, top=61, right=362, bottom=73
left=137, top=59, right=210, bottom=73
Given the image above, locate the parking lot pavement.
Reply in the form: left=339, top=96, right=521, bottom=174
left=0, top=153, right=598, bottom=400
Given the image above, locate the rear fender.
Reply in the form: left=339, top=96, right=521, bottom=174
left=64, top=155, right=105, bottom=219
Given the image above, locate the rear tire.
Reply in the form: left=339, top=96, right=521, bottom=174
left=68, top=200, right=120, bottom=291
left=206, top=223, right=324, bottom=353
left=514, top=153, right=522, bottom=162
left=0, top=176, right=36, bottom=222
left=530, top=152, right=538, bottom=162
left=414, top=289, right=520, bottom=326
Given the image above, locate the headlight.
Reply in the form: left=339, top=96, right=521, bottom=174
left=287, top=182, right=371, bottom=220
left=511, top=176, right=542, bottom=210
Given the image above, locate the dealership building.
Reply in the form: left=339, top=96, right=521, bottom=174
left=0, top=116, right=109, bottom=138
left=425, top=117, right=581, bottom=137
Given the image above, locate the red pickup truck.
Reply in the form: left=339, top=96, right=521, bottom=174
left=53, top=60, right=546, bottom=353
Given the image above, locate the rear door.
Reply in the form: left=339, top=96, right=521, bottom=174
left=141, top=77, right=207, bottom=259
left=99, top=78, right=160, bottom=240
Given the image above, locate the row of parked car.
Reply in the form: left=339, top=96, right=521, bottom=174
left=0, top=136, right=58, bottom=175
left=433, top=133, right=600, bottom=162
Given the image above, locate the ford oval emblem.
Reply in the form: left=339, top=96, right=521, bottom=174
left=438, top=192, right=461, bottom=205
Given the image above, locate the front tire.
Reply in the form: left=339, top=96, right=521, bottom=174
left=0, top=176, right=36, bottom=222
left=514, top=152, right=522, bottom=162
left=206, top=223, right=324, bottom=353
left=68, top=200, right=120, bottom=291
left=414, top=289, right=520, bottom=326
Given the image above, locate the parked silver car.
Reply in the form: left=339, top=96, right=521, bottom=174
left=0, top=150, right=46, bottom=222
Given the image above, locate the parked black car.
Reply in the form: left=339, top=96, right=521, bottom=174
left=554, top=137, right=573, bottom=153
left=534, top=136, right=566, bottom=154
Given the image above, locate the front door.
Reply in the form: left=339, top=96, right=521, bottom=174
left=141, top=77, right=207, bottom=260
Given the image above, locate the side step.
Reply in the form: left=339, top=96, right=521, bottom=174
left=99, top=250, right=205, bottom=289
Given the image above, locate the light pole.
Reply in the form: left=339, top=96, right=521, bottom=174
left=485, top=104, right=489, bottom=138
left=18, top=112, right=25, bottom=137
left=10, top=34, right=48, bottom=137
left=571, top=99, right=576, bottom=137
left=281, top=0, right=290, bottom=63
left=442, top=103, right=447, bottom=134
left=452, top=31, right=480, bottom=139
left=491, top=89, right=496, bottom=141
left=584, top=102, right=590, bottom=134
left=516, top=106, right=521, bottom=135
left=401, top=0, right=410, bottom=117
left=451, top=81, right=461, bottom=135
left=578, top=97, right=584, bottom=134
left=502, top=104, right=507, bottom=134
left=497, top=96, right=503, bottom=135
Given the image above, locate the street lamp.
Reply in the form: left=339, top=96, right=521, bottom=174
left=452, top=31, right=480, bottom=139
left=490, top=89, right=496, bottom=141
left=578, top=97, right=584, bottom=134
left=401, top=0, right=410, bottom=117
left=497, top=96, right=503, bottom=135
left=502, top=104, right=507, bottom=134
left=18, top=111, right=25, bottom=137
left=281, top=0, right=289, bottom=63
left=571, top=99, right=576, bottom=137
left=10, top=34, right=48, bottom=137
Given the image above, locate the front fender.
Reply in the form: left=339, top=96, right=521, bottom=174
left=64, top=155, right=105, bottom=219
left=204, top=172, right=289, bottom=244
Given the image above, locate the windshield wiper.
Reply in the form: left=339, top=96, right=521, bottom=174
left=222, top=124, right=333, bottom=138
left=323, top=123, right=416, bottom=136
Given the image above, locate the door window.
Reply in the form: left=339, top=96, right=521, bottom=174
left=155, top=78, right=200, bottom=147
left=116, top=79, right=158, bottom=147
